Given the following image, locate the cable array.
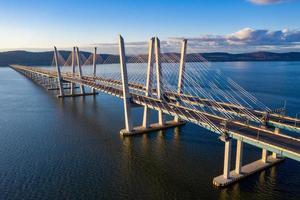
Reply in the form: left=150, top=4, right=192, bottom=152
left=48, top=38, right=273, bottom=133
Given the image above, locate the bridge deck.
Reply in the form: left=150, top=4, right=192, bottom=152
left=11, top=65, right=300, bottom=161
left=133, top=95, right=300, bottom=157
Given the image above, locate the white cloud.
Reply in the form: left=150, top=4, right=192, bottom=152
left=169, top=28, right=300, bottom=53
left=248, top=0, right=290, bottom=5
left=228, top=28, right=300, bottom=45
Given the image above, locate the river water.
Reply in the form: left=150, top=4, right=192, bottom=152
left=0, top=62, right=299, bottom=200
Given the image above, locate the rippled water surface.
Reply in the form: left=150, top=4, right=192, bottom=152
left=0, top=62, right=299, bottom=200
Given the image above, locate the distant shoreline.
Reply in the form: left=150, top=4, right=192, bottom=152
left=1, top=50, right=300, bottom=66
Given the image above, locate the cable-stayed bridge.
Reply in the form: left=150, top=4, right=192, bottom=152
left=10, top=36, right=300, bottom=187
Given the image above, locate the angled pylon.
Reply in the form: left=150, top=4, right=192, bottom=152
left=75, top=46, right=85, bottom=94
left=142, top=37, right=155, bottom=128
left=71, top=47, right=76, bottom=95
left=119, top=35, right=133, bottom=133
left=92, top=47, right=97, bottom=93
left=54, top=46, right=64, bottom=96
left=174, top=39, right=188, bottom=122
left=154, top=37, right=164, bottom=125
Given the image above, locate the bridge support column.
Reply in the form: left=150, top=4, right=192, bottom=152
left=174, top=39, right=187, bottom=123
left=235, top=140, right=243, bottom=175
left=54, top=46, right=65, bottom=97
left=223, top=139, right=232, bottom=179
left=262, top=149, right=268, bottom=163
left=118, top=35, right=133, bottom=135
left=272, top=128, right=280, bottom=158
left=142, top=106, right=150, bottom=128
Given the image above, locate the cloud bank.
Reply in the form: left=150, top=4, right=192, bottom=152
left=169, top=28, right=300, bottom=53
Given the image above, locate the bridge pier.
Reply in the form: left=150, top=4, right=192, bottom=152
left=120, top=120, right=186, bottom=136
left=213, top=137, right=284, bottom=187
left=57, top=92, right=98, bottom=98
left=46, top=77, right=57, bottom=90
left=262, top=148, right=268, bottom=163
left=235, top=140, right=243, bottom=175
left=223, top=139, right=232, bottom=179
left=272, top=128, right=280, bottom=158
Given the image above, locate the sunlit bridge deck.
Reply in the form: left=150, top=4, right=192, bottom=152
left=10, top=36, right=300, bottom=187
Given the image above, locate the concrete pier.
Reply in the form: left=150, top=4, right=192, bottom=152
left=223, top=139, right=232, bottom=179
left=48, top=86, right=80, bottom=91
left=120, top=120, right=186, bottom=136
left=57, top=92, right=98, bottom=98
left=272, top=127, right=280, bottom=158
left=262, top=149, right=268, bottom=163
left=235, top=140, right=243, bottom=175
left=213, top=155, right=284, bottom=187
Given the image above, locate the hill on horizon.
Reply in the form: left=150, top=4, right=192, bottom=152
left=1, top=50, right=300, bottom=66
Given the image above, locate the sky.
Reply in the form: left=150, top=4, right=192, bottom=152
left=0, top=0, right=299, bottom=53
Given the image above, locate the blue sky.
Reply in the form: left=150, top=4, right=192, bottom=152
left=0, top=0, right=299, bottom=52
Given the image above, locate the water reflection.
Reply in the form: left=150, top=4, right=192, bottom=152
left=172, top=126, right=181, bottom=148
left=258, top=170, right=266, bottom=185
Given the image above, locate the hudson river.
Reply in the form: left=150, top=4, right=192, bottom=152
left=0, top=62, right=299, bottom=199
